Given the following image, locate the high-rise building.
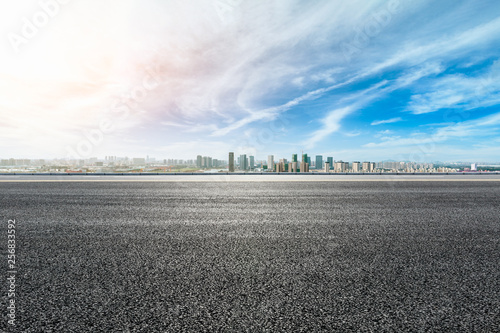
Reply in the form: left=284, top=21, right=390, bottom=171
left=290, top=161, right=298, bottom=172
left=240, top=154, right=247, bottom=171
left=229, top=152, right=234, bottom=172
left=292, top=154, right=298, bottom=163
left=324, top=162, right=330, bottom=173
left=370, top=162, right=376, bottom=172
left=268, top=155, right=274, bottom=172
left=277, top=159, right=286, bottom=172
left=300, top=153, right=309, bottom=173
left=249, top=156, right=255, bottom=170
left=315, top=155, right=323, bottom=169
left=352, top=161, right=361, bottom=172
left=334, top=161, right=345, bottom=172
left=362, top=162, right=371, bottom=172
left=471, top=163, right=477, bottom=171
left=327, top=157, right=333, bottom=170
left=133, top=158, right=145, bottom=166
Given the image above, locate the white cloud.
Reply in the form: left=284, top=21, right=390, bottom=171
left=304, top=106, right=354, bottom=148
left=371, top=117, right=403, bottom=125
left=305, top=63, right=443, bottom=148
left=364, top=111, right=500, bottom=148
left=406, top=61, right=500, bottom=114
left=1, top=1, right=500, bottom=159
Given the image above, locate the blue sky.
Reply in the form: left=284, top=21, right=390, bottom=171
left=1, top=0, right=500, bottom=161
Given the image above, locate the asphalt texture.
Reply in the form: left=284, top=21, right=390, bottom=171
left=1, top=180, right=499, bottom=332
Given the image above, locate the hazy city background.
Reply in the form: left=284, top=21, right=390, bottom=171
left=1, top=154, right=498, bottom=174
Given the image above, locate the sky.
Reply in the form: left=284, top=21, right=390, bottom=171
left=1, top=0, right=500, bottom=162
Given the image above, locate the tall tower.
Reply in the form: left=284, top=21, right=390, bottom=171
left=268, top=155, right=274, bottom=172
left=240, top=154, right=247, bottom=171
left=228, top=152, right=234, bottom=172
left=300, top=153, right=308, bottom=172
left=315, top=155, right=323, bottom=169
left=249, top=156, right=255, bottom=170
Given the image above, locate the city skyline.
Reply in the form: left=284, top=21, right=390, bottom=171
left=1, top=1, right=500, bottom=161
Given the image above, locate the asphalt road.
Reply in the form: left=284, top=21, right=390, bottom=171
left=1, top=180, right=499, bottom=332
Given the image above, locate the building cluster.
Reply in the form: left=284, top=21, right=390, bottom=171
left=225, top=152, right=462, bottom=173
left=226, top=152, right=380, bottom=173
left=196, top=155, right=224, bottom=169
left=0, top=155, right=486, bottom=173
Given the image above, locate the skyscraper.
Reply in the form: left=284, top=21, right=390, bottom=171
left=324, top=162, right=330, bottom=172
left=327, top=157, right=333, bottom=170
left=334, top=161, right=348, bottom=172
left=228, top=152, right=234, bottom=172
left=352, top=161, right=361, bottom=172
left=240, top=154, right=247, bottom=171
left=300, top=154, right=309, bottom=173
left=292, top=154, right=297, bottom=163
left=268, top=155, right=274, bottom=172
left=315, top=155, right=323, bottom=169
left=249, top=156, right=254, bottom=170
left=196, top=155, right=202, bottom=168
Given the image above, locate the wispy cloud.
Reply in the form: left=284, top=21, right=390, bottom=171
left=371, top=117, right=403, bottom=125
left=305, top=63, right=443, bottom=148
left=364, top=111, right=500, bottom=148
left=406, top=60, right=500, bottom=114
left=1, top=1, right=500, bottom=159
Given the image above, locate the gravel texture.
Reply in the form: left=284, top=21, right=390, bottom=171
left=1, top=180, right=499, bottom=332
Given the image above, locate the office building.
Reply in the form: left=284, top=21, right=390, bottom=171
left=362, top=162, right=371, bottom=172
left=228, top=152, right=234, bottom=172
left=249, top=156, right=255, bottom=170
left=292, top=154, right=298, bottom=163
left=196, top=155, right=202, bottom=168
left=352, top=161, right=361, bottom=172
left=133, top=158, right=145, bottom=166
left=276, top=159, right=286, bottom=172
left=327, top=157, right=333, bottom=170
left=268, top=155, right=274, bottom=172
left=334, top=161, right=346, bottom=172
left=324, top=162, right=330, bottom=172
left=239, top=154, right=247, bottom=171
left=300, top=154, right=309, bottom=172
left=315, top=155, right=323, bottom=169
